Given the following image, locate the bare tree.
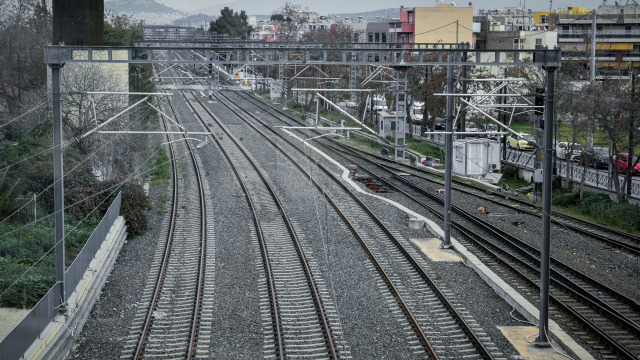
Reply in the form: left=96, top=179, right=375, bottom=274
left=578, top=80, right=640, bottom=202
left=0, top=0, right=50, bottom=115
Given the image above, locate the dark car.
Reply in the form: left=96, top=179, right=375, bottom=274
left=576, top=146, right=609, bottom=169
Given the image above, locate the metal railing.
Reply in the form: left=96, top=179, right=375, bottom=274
left=556, top=162, right=640, bottom=199
left=0, top=193, right=122, bottom=360
left=558, top=29, right=640, bottom=36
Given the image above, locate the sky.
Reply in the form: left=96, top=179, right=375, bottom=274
left=155, top=0, right=616, bottom=15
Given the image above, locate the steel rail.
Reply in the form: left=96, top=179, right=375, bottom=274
left=189, top=92, right=338, bottom=359
left=231, top=89, right=640, bottom=359
left=134, top=67, right=208, bottom=359
left=331, top=149, right=640, bottom=360
left=181, top=94, right=285, bottom=360
left=359, top=144, right=640, bottom=254
left=219, top=90, right=494, bottom=359
left=133, top=91, right=180, bottom=360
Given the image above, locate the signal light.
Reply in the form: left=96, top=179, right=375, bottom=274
left=534, top=88, right=544, bottom=116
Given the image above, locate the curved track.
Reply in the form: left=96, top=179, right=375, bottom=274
left=121, top=66, right=209, bottom=359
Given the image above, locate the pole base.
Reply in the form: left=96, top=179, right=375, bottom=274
left=534, top=338, right=551, bottom=348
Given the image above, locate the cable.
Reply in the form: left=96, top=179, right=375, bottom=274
left=0, top=143, right=189, bottom=301
left=0, top=144, right=190, bottom=242
left=0, top=97, right=159, bottom=225
left=0, top=100, right=49, bottom=129
left=544, top=325, right=576, bottom=360
left=510, top=307, right=535, bottom=324
left=414, top=21, right=459, bottom=37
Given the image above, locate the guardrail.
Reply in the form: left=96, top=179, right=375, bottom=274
left=557, top=161, right=640, bottom=200
left=0, top=193, right=122, bottom=360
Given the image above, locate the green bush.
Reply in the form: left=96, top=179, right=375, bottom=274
left=578, top=192, right=640, bottom=232
left=552, top=191, right=580, bottom=207
left=0, top=216, right=100, bottom=308
left=117, top=181, right=150, bottom=237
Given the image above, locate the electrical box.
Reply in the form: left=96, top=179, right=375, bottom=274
left=534, top=169, right=543, bottom=183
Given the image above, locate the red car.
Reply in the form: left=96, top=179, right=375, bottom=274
left=613, top=153, right=640, bottom=174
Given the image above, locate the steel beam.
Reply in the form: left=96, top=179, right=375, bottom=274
left=51, top=63, right=66, bottom=312
left=45, top=45, right=562, bottom=67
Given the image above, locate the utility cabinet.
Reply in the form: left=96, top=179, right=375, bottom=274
left=452, top=138, right=501, bottom=177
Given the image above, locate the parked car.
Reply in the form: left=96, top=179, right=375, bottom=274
left=576, top=147, right=609, bottom=169
left=465, top=122, right=478, bottom=133
left=507, top=133, right=535, bottom=150
left=613, top=153, right=640, bottom=174
left=481, top=124, right=500, bottom=140
left=556, top=142, right=584, bottom=161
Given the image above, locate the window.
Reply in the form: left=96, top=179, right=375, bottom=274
left=409, top=13, right=413, bottom=24
left=375, top=32, right=380, bottom=42
left=455, top=146, right=463, bottom=161
left=368, top=32, right=373, bottom=42
left=401, top=35, right=406, bottom=43
left=409, top=34, right=412, bottom=43
left=535, top=38, right=543, bottom=49
left=382, top=33, right=386, bottom=43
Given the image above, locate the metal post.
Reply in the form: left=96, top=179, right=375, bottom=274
left=394, top=66, right=408, bottom=161
left=501, top=68, right=507, bottom=161
left=443, top=55, right=454, bottom=248
left=460, top=52, right=467, bottom=139
left=590, top=9, right=597, bottom=82
left=537, top=65, right=556, bottom=346
left=628, top=67, right=637, bottom=198
left=51, top=63, right=67, bottom=311
left=315, top=95, right=320, bottom=125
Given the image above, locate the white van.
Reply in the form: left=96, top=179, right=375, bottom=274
left=410, top=102, right=424, bottom=122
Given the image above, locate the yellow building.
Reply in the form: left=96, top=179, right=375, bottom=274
left=415, top=4, right=473, bottom=44
left=390, top=4, right=473, bottom=45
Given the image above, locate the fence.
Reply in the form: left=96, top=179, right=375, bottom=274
left=556, top=162, right=640, bottom=200
left=0, top=192, right=122, bottom=360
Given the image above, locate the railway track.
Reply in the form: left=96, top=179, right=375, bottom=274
left=184, top=92, right=340, bottom=359
left=356, top=149, right=640, bottom=256
left=210, top=90, right=502, bottom=359
left=121, top=65, right=210, bottom=359
left=227, top=89, right=640, bottom=359
left=242, top=90, right=640, bottom=256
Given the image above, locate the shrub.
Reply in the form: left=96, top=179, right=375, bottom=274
left=578, top=192, right=640, bottom=232
left=0, top=216, right=100, bottom=308
left=552, top=191, right=580, bottom=207
left=118, top=181, right=149, bottom=237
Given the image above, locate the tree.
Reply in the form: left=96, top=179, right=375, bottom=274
left=208, top=7, right=252, bottom=40
left=0, top=0, right=50, bottom=115
left=577, top=80, right=640, bottom=202
left=104, top=11, right=143, bottom=46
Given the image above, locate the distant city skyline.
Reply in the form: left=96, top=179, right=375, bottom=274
left=155, top=0, right=618, bottom=15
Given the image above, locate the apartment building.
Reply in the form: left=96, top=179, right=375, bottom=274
left=389, top=3, right=473, bottom=45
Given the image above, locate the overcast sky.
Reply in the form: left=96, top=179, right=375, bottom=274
left=155, top=0, right=613, bottom=15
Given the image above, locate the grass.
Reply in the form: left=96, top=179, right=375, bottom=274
left=150, top=146, right=171, bottom=186
left=405, top=138, right=444, bottom=160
